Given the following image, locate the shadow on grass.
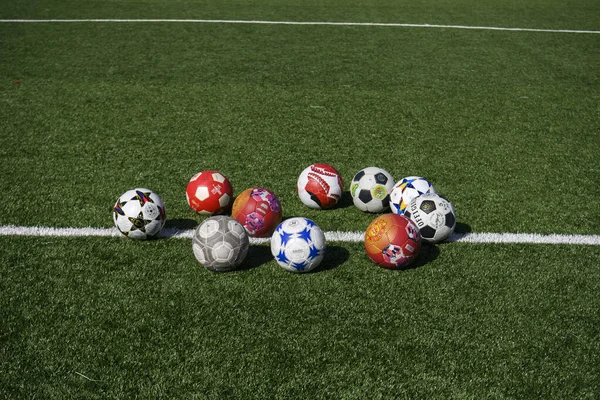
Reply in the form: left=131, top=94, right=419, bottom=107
left=238, top=245, right=273, bottom=271
left=454, top=222, right=472, bottom=234
left=402, top=242, right=441, bottom=270
left=164, top=218, right=198, bottom=230
left=335, top=191, right=355, bottom=210
left=310, top=245, right=350, bottom=273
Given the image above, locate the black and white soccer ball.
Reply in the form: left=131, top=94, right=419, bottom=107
left=192, top=216, right=249, bottom=272
left=404, top=193, right=456, bottom=243
left=271, top=217, right=326, bottom=273
left=113, top=188, right=166, bottom=240
left=350, top=167, right=395, bottom=212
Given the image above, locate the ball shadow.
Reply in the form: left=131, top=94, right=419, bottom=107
left=402, top=242, right=441, bottom=270
left=454, top=222, right=472, bottom=234
left=310, top=245, right=350, bottom=273
left=334, top=191, right=355, bottom=210
left=164, top=218, right=198, bottom=230
left=238, top=245, right=273, bottom=271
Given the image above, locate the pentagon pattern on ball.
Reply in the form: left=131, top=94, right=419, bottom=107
left=358, top=189, right=373, bottom=204
left=419, top=200, right=436, bottom=214
left=192, top=216, right=249, bottom=272
left=374, top=173, right=389, bottom=184
left=186, top=170, right=234, bottom=216
left=419, top=225, right=437, bottom=240
left=350, top=167, right=395, bottom=213
left=405, top=193, right=456, bottom=244
left=353, top=170, right=366, bottom=182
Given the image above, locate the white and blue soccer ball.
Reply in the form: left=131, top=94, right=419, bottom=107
left=270, top=217, right=326, bottom=273
left=113, top=188, right=166, bottom=240
left=389, top=176, right=436, bottom=215
left=192, top=216, right=249, bottom=272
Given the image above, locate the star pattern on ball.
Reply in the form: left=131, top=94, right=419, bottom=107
left=276, top=249, right=289, bottom=264
left=114, top=200, right=126, bottom=217
left=291, top=260, right=308, bottom=271
left=308, top=244, right=321, bottom=260
left=278, top=229, right=294, bottom=246
left=298, top=226, right=313, bottom=242
left=128, top=211, right=151, bottom=233
left=135, top=190, right=154, bottom=207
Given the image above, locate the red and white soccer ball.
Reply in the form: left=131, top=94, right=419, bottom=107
left=297, top=163, right=344, bottom=209
left=186, top=170, right=233, bottom=215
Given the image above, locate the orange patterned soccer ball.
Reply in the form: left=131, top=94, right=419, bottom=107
left=364, top=214, right=421, bottom=269
left=232, top=187, right=283, bottom=238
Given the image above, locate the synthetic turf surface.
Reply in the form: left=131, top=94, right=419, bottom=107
left=1, top=1, right=599, bottom=398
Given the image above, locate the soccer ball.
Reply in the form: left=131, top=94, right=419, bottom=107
left=271, top=217, right=326, bottom=273
left=186, top=170, right=233, bottom=215
left=297, top=163, right=344, bottom=209
left=113, top=188, right=166, bottom=240
left=405, top=193, right=456, bottom=243
left=192, top=216, right=249, bottom=272
left=389, top=176, right=436, bottom=215
left=364, top=214, right=421, bottom=269
left=232, top=187, right=283, bottom=237
left=350, top=167, right=395, bottom=212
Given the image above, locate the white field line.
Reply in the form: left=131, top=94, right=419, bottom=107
left=0, top=225, right=599, bottom=245
left=0, top=19, right=598, bottom=34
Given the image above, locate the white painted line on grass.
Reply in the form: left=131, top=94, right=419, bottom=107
left=0, top=225, right=599, bottom=245
left=0, top=19, right=598, bottom=34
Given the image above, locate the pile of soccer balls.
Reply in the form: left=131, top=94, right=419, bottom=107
left=112, top=164, right=456, bottom=272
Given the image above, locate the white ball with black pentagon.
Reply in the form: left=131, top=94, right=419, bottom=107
left=113, top=188, right=166, bottom=240
left=350, top=167, right=395, bottom=213
left=404, top=193, right=456, bottom=243
left=390, top=176, right=436, bottom=215
left=271, top=217, right=326, bottom=273
left=192, top=216, right=249, bottom=272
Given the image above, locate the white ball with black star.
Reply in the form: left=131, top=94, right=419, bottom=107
left=113, top=188, right=166, bottom=240
left=270, top=217, right=326, bottom=273
left=404, top=193, right=456, bottom=243
left=350, top=167, right=395, bottom=213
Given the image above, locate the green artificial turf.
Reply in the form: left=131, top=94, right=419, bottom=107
left=1, top=1, right=599, bottom=398
left=1, top=17, right=599, bottom=234
left=1, top=237, right=599, bottom=398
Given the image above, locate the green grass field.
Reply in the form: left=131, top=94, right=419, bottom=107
left=1, top=1, right=599, bottom=398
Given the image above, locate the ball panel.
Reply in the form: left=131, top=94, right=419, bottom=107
left=187, top=171, right=233, bottom=215
left=192, top=216, right=249, bottom=271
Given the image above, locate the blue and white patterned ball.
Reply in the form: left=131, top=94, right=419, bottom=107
left=270, top=217, right=326, bottom=273
left=389, top=176, right=436, bottom=215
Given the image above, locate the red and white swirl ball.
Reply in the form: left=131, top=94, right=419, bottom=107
left=297, top=163, right=344, bottom=209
